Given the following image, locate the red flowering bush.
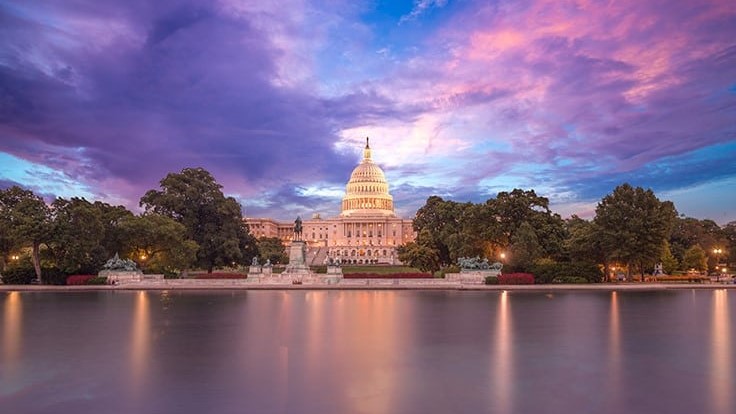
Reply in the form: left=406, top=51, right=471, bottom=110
left=66, top=275, right=95, bottom=285
left=498, top=273, right=535, bottom=285
left=344, top=273, right=433, bottom=279
left=194, top=273, right=247, bottom=279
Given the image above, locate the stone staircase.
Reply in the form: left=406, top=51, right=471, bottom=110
left=307, top=246, right=328, bottom=266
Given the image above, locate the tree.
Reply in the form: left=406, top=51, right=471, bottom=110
left=397, top=237, right=441, bottom=273
left=140, top=168, right=257, bottom=272
left=565, top=215, right=609, bottom=277
left=0, top=186, right=51, bottom=282
left=682, top=244, right=707, bottom=272
left=487, top=189, right=566, bottom=259
left=48, top=197, right=107, bottom=274
left=669, top=217, right=726, bottom=263
left=119, top=213, right=198, bottom=274
left=508, top=221, right=542, bottom=272
left=660, top=240, right=679, bottom=275
left=256, top=237, right=288, bottom=264
left=594, top=183, right=677, bottom=280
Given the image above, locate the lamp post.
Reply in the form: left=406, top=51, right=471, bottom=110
left=713, top=248, right=723, bottom=282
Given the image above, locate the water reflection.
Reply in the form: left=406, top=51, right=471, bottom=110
left=129, top=291, right=151, bottom=399
left=2, top=292, right=22, bottom=378
left=710, top=289, right=732, bottom=413
left=607, top=291, right=622, bottom=401
left=494, top=290, right=512, bottom=414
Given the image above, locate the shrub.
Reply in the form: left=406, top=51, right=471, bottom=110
left=311, top=265, right=327, bottom=274
left=484, top=276, right=499, bottom=285
left=42, top=267, right=68, bottom=285
left=87, top=277, right=108, bottom=285
left=553, top=276, right=588, bottom=284
left=531, top=262, right=602, bottom=284
left=343, top=272, right=433, bottom=279
left=1, top=266, right=36, bottom=285
left=498, top=273, right=535, bottom=285
left=66, top=275, right=95, bottom=285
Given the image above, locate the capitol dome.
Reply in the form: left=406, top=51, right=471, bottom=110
left=341, top=138, right=395, bottom=217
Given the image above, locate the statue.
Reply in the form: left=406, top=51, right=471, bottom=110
left=294, top=216, right=303, bottom=241
left=264, top=259, right=272, bottom=267
left=103, top=253, right=139, bottom=272
left=252, top=256, right=259, bottom=266
left=458, top=256, right=502, bottom=272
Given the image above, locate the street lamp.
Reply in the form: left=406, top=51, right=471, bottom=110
left=713, top=248, right=723, bottom=282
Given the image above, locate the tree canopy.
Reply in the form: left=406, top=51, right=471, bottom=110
left=594, top=183, right=677, bottom=278
left=140, top=168, right=257, bottom=272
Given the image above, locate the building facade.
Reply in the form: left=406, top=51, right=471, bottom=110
left=246, top=139, right=416, bottom=265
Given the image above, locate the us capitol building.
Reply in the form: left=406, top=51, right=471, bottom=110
left=246, top=139, right=416, bottom=265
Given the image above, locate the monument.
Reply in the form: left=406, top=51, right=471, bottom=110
left=99, top=253, right=143, bottom=284
left=446, top=256, right=503, bottom=284
left=283, top=216, right=312, bottom=279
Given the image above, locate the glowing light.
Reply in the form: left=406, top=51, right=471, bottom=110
left=710, top=289, right=732, bottom=413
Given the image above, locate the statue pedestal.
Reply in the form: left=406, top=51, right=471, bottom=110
left=446, top=270, right=500, bottom=284
left=326, top=265, right=343, bottom=275
left=249, top=265, right=262, bottom=274
left=100, top=270, right=143, bottom=284
left=284, top=241, right=311, bottom=275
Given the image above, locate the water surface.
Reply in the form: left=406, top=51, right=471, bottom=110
left=1, top=289, right=734, bottom=414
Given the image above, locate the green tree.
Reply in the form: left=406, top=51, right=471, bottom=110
left=594, top=183, right=677, bottom=280
left=397, top=236, right=441, bottom=273
left=682, top=244, right=707, bottom=272
left=660, top=240, right=679, bottom=275
left=508, top=221, right=542, bottom=272
left=412, top=196, right=471, bottom=267
left=256, top=237, right=288, bottom=264
left=119, top=213, right=198, bottom=274
left=723, top=221, right=736, bottom=267
left=48, top=197, right=107, bottom=274
left=140, top=168, right=257, bottom=272
left=565, top=215, right=609, bottom=277
left=487, top=189, right=566, bottom=259
left=0, top=186, right=51, bottom=282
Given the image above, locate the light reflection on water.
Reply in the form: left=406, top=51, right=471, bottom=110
left=2, top=291, right=22, bottom=380
left=129, top=291, right=151, bottom=403
left=711, top=289, right=733, bottom=413
left=493, top=290, right=512, bottom=414
left=607, top=291, right=621, bottom=401
left=1, top=289, right=735, bottom=414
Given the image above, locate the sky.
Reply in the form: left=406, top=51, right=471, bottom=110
left=1, top=0, right=735, bottom=224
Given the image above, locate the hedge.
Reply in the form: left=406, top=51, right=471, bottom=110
left=531, top=262, right=603, bottom=284
left=498, top=273, right=535, bottom=285
left=66, top=275, right=95, bottom=285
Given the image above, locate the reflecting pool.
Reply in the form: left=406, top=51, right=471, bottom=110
left=1, top=289, right=734, bottom=414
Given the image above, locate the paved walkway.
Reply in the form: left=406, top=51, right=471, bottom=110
left=2, top=280, right=735, bottom=292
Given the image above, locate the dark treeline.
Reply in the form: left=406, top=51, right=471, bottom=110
left=2, top=170, right=733, bottom=284
left=0, top=168, right=267, bottom=284
left=399, top=185, right=735, bottom=282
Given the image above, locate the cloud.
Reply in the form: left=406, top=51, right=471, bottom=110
left=399, top=0, right=449, bottom=24
left=1, top=0, right=734, bottom=224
